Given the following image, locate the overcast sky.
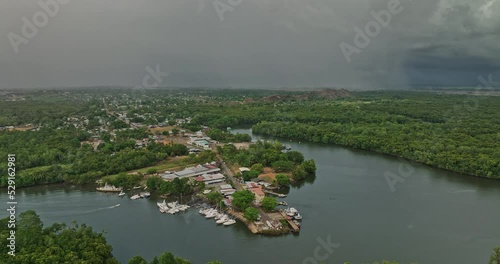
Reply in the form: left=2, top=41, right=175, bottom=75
left=0, top=0, right=499, bottom=89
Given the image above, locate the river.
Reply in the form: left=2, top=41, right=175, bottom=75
left=1, top=128, right=500, bottom=264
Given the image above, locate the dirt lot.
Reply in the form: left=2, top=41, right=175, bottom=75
left=217, top=142, right=251, bottom=150
left=9, top=126, right=35, bottom=131
left=257, top=167, right=292, bottom=182
left=148, top=126, right=176, bottom=133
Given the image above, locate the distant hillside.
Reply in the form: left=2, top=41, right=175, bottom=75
left=260, top=89, right=351, bottom=102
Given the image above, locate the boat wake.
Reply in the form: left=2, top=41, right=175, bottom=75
left=450, top=189, right=476, bottom=194
left=56, top=204, right=121, bottom=217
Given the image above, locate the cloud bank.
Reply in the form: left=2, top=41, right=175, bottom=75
left=0, top=0, right=498, bottom=89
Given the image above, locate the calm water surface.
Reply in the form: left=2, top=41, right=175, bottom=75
left=1, top=128, right=499, bottom=264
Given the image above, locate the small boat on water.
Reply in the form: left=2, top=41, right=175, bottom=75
left=140, top=192, right=150, bottom=198
left=157, top=199, right=167, bottom=208
left=294, top=213, right=303, bottom=220
left=277, top=194, right=287, bottom=198
left=216, top=215, right=229, bottom=224
left=223, top=219, right=236, bottom=226
left=205, top=212, right=217, bottom=219
left=96, top=184, right=122, bottom=192
left=130, top=194, right=141, bottom=200
left=132, top=186, right=141, bottom=190
left=118, top=191, right=126, bottom=197
left=284, top=207, right=299, bottom=217
left=278, top=201, right=288, bottom=206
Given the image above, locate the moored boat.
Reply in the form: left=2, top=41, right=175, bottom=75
left=96, top=184, right=122, bottom=192
left=294, top=213, right=303, bottom=220
left=216, top=215, right=228, bottom=224
left=223, top=219, right=236, bottom=226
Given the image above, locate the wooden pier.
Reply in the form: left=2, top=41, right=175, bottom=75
left=278, top=210, right=300, bottom=233
left=263, top=190, right=287, bottom=197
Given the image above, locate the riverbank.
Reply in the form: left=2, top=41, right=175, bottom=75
left=250, top=128, right=499, bottom=181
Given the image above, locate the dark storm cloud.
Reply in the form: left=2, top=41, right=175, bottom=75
left=0, top=0, right=499, bottom=89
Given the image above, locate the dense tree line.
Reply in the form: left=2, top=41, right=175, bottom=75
left=253, top=119, right=499, bottom=179
left=179, top=91, right=500, bottom=179
left=206, top=128, right=251, bottom=143
left=0, top=127, right=189, bottom=187
left=0, top=92, right=87, bottom=127
left=218, top=141, right=315, bottom=181
left=0, top=211, right=118, bottom=263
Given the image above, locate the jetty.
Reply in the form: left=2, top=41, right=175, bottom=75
left=226, top=209, right=259, bottom=233
left=263, top=190, right=287, bottom=198
left=278, top=210, right=300, bottom=233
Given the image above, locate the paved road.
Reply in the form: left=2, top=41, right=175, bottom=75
left=217, top=155, right=243, bottom=191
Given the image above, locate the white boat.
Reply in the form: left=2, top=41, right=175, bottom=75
left=216, top=216, right=228, bottom=224
left=96, top=184, right=122, bottom=192
left=199, top=208, right=207, bottom=214
left=132, top=186, right=141, bottom=190
left=157, top=200, right=167, bottom=208
left=118, top=190, right=126, bottom=197
left=294, top=213, right=303, bottom=220
left=201, top=208, right=214, bottom=216
left=130, top=194, right=141, bottom=200
left=223, top=219, right=236, bottom=226
left=205, top=212, right=217, bottom=219
left=167, top=202, right=177, bottom=208
left=140, top=192, right=150, bottom=198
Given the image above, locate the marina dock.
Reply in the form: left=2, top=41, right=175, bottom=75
left=278, top=210, right=300, bottom=233
left=263, top=190, right=286, bottom=197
